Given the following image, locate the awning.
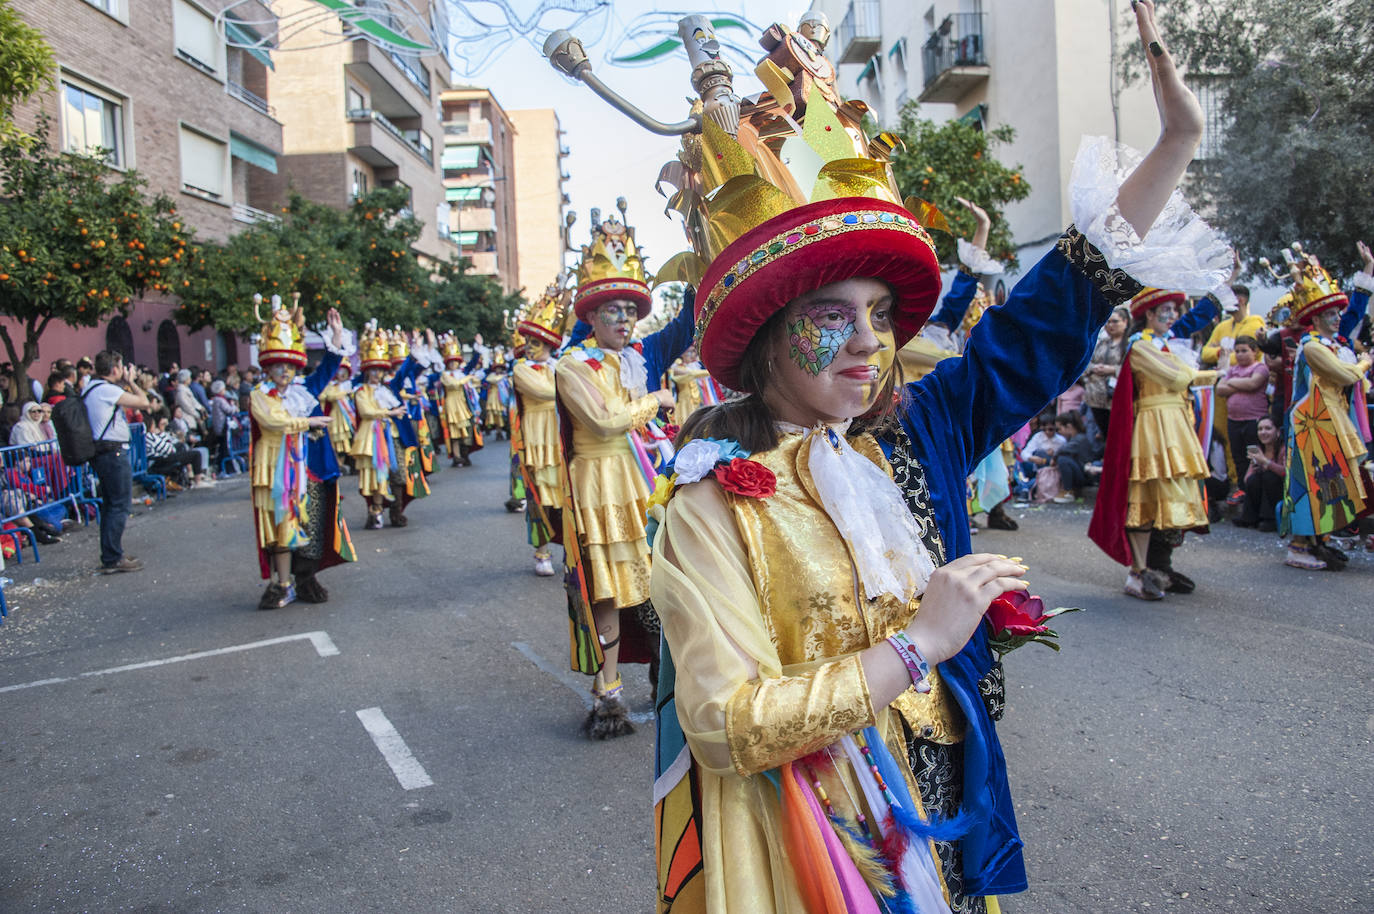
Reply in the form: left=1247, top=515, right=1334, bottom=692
left=957, top=103, right=988, bottom=127
left=858, top=57, right=877, bottom=82
left=888, top=39, right=904, bottom=58
left=224, top=18, right=273, bottom=69
left=456, top=231, right=480, bottom=246
left=445, top=185, right=487, bottom=202
left=441, top=145, right=481, bottom=170
left=230, top=132, right=278, bottom=173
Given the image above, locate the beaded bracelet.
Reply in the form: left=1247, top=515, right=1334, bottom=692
left=885, top=632, right=932, bottom=693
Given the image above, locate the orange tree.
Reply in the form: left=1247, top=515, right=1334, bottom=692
left=0, top=116, right=192, bottom=389
left=887, top=108, right=1030, bottom=269
left=179, top=186, right=429, bottom=333
left=426, top=254, right=521, bottom=343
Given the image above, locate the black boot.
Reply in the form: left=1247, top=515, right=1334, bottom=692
left=987, top=503, right=1019, bottom=530
left=258, top=582, right=289, bottom=611
left=364, top=511, right=383, bottom=530
left=292, top=554, right=328, bottom=603
left=389, top=502, right=408, bottom=528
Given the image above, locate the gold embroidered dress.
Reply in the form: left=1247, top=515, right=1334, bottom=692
left=350, top=383, right=397, bottom=500
left=249, top=387, right=314, bottom=548
left=1301, top=337, right=1369, bottom=475
left=440, top=370, right=475, bottom=444
left=513, top=358, right=563, bottom=509
left=653, top=429, right=964, bottom=913
left=557, top=348, right=661, bottom=606
left=318, top=381, right=355, bottom=463
left=1126, top=338, right=1217, bottom=529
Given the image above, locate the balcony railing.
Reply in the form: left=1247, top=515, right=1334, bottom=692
left=922, top=13, right=988, bottom=87
left=442, top=120, right=492, bottom=144
left=387, top=49, right=430, bottom=96
left=836, top=0, right=881, bottom=65
left=232, top=202, right=281, bottom=225
left=347, top=108, right=432, bottom=165
left=227, top=81, right=275, bottom=118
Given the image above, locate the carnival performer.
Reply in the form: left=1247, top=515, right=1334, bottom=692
left=249, top=296, right=355, bottom=609
left=437, top=334, right=479, bottom=467
left=482, top=354, right=512, bottom=439
left=318, top=361, right=357, bottom=471
left=512, top=288, right=568, bottom=576
left=1089, top=288, right=1218, bottom=600
left=557, top=4, right=1227, bottom=909
left=351, top=325, right=424, bottom=529
left=556, top=201, right=694, bottom=738
left=1278, top=253, right=1372, bottom=570
left=668, top=344, right=721, bottom=426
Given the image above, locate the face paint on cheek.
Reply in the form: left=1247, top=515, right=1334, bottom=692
left=786, top=303, right=858, bottom=375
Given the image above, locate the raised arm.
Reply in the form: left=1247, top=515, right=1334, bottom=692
left=638, top=293, right=697, bottom=390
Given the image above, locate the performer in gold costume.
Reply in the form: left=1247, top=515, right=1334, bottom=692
left=350, top=325, right=412, bottom=529
left=547, top=4, right=1231, bottom=909
left=512, top=285, right=568, bottom=577
left=317, top=362, right=356, bottom=470
left=437, top=334, right=479, bottom=467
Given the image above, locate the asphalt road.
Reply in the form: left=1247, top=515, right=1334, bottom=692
left=0, top=447, right=1369, bottom=913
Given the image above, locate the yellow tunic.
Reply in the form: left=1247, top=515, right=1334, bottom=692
left=1302, top=338, right=1369, bottom=498
left=249, top=388, right=313, bottom=549
left=1126, top=341, right=1218, bottom=529
left=651, top=430, right=961, bottom=914
left=317, top=382, right=354, bottom=461
left=483, top=381, right=506, bottom=428
left=513, top=359, right=562, bottom=509
left=556, top=350, right=661, bottom=607
left=670, top=364, right=709, bottom=426
left=350, top=383, right=396, bottom=500
left=440, top=371, right=475, bottom=442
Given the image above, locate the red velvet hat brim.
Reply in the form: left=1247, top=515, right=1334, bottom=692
left=695, top=198, right=943, bottom=391
left=1295, top=293, right=1348, bottom=326
left=1129, top=289, right=1187, bottom=319
left=361, top=358, right=391, bottom=371
left=258, top=350, right=308, bottom=369
left=517, top=320, right=563, bottom=348
left=574, top=278, right=652, bottom=321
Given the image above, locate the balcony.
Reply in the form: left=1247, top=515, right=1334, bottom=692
left=442, top=119, right=492, bottom=145
left=836, top=0, right=881, bottom=65
left=232, top=201, right=281, bottom=225
left=453, top=206, right=496, bottom=233
left=458, top=250, right=497, bottom=275
left=346, top=39, right=425, bottom=120
left=387, top=48, right=430, bottom=97
left=919, top=13, right=990, bottom=104
left=227, top=80, right=275, bottom=118
left=347, top=108, right=432, bottom=166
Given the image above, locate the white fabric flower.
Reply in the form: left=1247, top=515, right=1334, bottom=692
left=673, top=439, right=722, bottom=484
left=1070, top=136, right=1233, bottom=294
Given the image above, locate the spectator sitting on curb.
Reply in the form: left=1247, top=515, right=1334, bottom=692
left=146, top=415, right=213, bottom=489
left=1051, top=411, right=1102, bottom=504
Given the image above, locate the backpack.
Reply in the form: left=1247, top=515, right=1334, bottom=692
left=52, top=381, right=115, bottom=466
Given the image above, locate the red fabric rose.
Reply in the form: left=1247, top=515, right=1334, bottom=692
left=713, top=457, right=776, bottom=498
left=986, top=590, right=1050, bottom=636
left=659, top=424, right=681, bottom=442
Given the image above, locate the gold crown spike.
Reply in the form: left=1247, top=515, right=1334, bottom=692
left=359, top=319, right=392, bottom=370
left=388, top=326, right=410, bottom=363
left=518, top=279, right=570, bottom=347
left=256, top=291, right=307, bottom=368
left=439, top=332, right=463, bottom=364
left=573, top=204, right=653, bottom=319
left=1261, top=243, right=1347, bottom=326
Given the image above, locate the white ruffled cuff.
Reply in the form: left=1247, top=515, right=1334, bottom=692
left=324, top=328, right=358, bottom=358
left=1352, top=271, right=1374, bottom=294
left=956, top=237, right=1004, bottom=275
left=1210, top=283, right=1239, bottom=313
left=1069, top=136, right=1233, bottom=295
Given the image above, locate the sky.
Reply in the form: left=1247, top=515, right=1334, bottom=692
left=449, top=1, right=810, bottom=302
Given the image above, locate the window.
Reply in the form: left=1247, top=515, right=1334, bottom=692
left=174, top=0, right=223, bottom=76
left=351, top=167, right=369, bottom=199
left=347, top=85, right=366, bottom=115
left=61, top=79, right=125, bottom=167
left=179, top=126, right=228, bottom=200
left=1187, top=76, right=1229, bottom=161
left=82, top=0, right=118, bottom=15
left=436, top=202, right=452, bottom=239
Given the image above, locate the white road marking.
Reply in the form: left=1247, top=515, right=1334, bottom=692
left=356, top=707, right=433, bottom=790
left=510, top=641, right=655, bottom=725
left=0, top=631, right=339, bottom=695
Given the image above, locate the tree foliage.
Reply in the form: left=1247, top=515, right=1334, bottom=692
left=1128, top=0, right=1374, bottom=275
left=0, top=117, right=193, bottom=387
left=0, top=0, right=54, bottom=143
left=181, top=186, right=517, bottom=342
left=887, top=109, right=1031, bottom=268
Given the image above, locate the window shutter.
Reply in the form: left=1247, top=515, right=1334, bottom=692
left=180, top=127, right=227, bottom=196
left=174, top=0, right=221, bottom=72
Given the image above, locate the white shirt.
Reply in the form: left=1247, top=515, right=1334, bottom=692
left=83, top=380, right=130, bottom=443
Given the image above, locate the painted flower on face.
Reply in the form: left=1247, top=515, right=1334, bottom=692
left=787, top=314, right=826, bottom=376
left=672, top=438, right=721, bottom=483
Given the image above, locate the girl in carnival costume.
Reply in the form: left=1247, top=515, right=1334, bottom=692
left=512, top=284, right=570, bottom=576
left=350, top=324, right=424, bottom=529
left=318, top=360, right=357, bottom=471
left=549, top=4, right=1231, bottom=909
left=250, top=296, right=355, bottom=610
left=437, top=333, right=480, bottom=467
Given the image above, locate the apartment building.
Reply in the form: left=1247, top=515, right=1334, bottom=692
left=267, top=0, right=454, bottom=262
left=508, top=108, right=571, bottom=298
left=439, top=87, right=519, bottom=292
left=11, top=0, right=285, bottom=370
left=810, top=0, right=1161, bottom=264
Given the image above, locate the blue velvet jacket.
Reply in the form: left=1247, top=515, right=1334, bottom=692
left=387, top=356, right=421, bottom=450
left=929, top=270, right=980, bottom=329
left=302, top=350, right=343, bottom=483
left=878, top=240, right=1118, bottom=895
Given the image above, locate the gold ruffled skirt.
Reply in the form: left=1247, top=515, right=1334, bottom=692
left=569, top=449, right=651, bottom=607
left=1127, top=401, right=1209, bottom=529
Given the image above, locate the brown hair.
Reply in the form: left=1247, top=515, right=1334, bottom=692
left=676, top=307, right=905, bottom=454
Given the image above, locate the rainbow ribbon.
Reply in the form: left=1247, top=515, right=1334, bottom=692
left=696, top=376, right=723, bottom=406
left=270, top=430, right=309, bottom=547
left=372, top=418, right=397, bottom=478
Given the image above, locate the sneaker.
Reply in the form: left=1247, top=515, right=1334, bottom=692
left=1142, top=568, right=1171, bottom=594
left=364, top=512, right=383, bottom=530
left=534, top=556, right=556, bottom=577
left=1052, top=493, right=1076, bottom=504
left=1225, top=489, right=1245, bottom=507
left=1284, top=545, right=1326, bottom=570
left=99, top=557, right=143, bottom=574
left=1124, top=570, right=1164, bottom=601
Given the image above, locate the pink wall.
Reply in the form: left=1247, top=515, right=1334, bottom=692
left=0, top=298, right=249, bottom=379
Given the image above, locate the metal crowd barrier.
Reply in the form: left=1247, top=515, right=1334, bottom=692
left=0, top=437, right=88, bottom=565
left=221, top=412, right=251, bottom=476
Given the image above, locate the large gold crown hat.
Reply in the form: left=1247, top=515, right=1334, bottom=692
left=438, top=332, right=464, bottom=365
left=573, top=199, right=652, bottom=321
left=545, top=14, right=943, bottom=390
left=359, top=320, right=393, bottom=371
left=255, top=292, right=308, bottom=369
left=388, top=326, right=411, bottom=366
left=518, top=277, right=571, bottom=348
left=1260, top=243, right=1348, bottom=327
